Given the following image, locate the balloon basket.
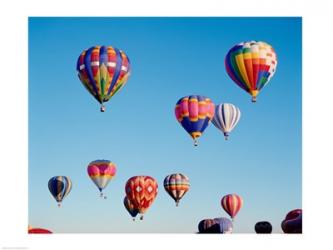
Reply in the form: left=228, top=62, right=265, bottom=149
left=57, top=203, right=61, bottom=208
left=194, top=139, right=198, bottom=147
left=103, top=196, right=107, bottom=199
left=132, top=218, right=135, bottom=221
left=140, top=215, right=144, bottom=220
left=251, top=96, right=257, bottom=103
left=100, top=105, right=106, bottom=112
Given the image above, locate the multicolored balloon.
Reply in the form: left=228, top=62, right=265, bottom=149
left=281, top=209, right=302, bottom=233
left=221, top=194, right=243, bottom=220
left=213, top=217, right=233, bottom=234
left=87, top=160, right=116, bottom=198
left=48, top=176, right=72, bottom=207
left=77, top=45, right=131, bottom=112
left=125, top=176, right=158, bottom=220
left=225, top=41, right=277, bottom=102
left=212, top=103, right=241, bottom=140
left=198, top=219, right=219, bottom=233
left=28, top=227, right=52, bottom=234
left=175, top=95, right=215, bottom=146
left=255, top=221, right=272, bottom=234
left=123, top=197, right=139, bottom=221
left=164, top=173, right=190, bottom=206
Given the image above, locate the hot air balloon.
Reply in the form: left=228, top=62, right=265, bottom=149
left=87, top=160, right=116, bottom=199
left=198, top=219, right=220, bottom=233
left=175, top=95, right=215, bottom=146
left=212, top=103, right=241, bottom=140
left=28, top=227, right=52, bottom=234
left=123, top=197, right=139, bottom=221
left=225, top=41, right=277, bottom=102
left=281, top=209, right=302, bottom=233
left=125, top=176, right=158, bottom=220
left=213, top=217, right=233, bottom=234
left=77, top=45, right=131, bottom=112
left=164, top=173, right=190, bottom=206
left=221, top=194, right=243, bottom=220
left=48, top=176, right=72, bottom=207
left=255, top=221, right=272, bottom=234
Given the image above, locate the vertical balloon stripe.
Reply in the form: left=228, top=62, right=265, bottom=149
left=225, top=58, right=248, bottom=91
left=99, top=46, right=109, bottom=98
left=107, top=48, right=123, bottom=95
left=84, top=47, right=100, bottom=102
left=235, top=54, right=251, bottom=90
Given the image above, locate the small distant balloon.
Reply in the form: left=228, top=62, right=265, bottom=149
left=255, top=221, right=272, bottom=234
left=221, top=194, right=243, bottom=220
left=175, top=95, right=215, bottom=146
left=28, top=227, right=52, bottom=234
left=198, top=219, right=220, bottom=233
left=212, top=103, right=241, bottom=140
left=123, top=197, right=139, bottom=221
left=87, top=160, right=116, bottom=198
left=213, top=217, right=233, bottom=234
left=281, top=209, right=302, bottom=233
left=164, top=173, right=190, bottom=206
left=48, top=176, right=72, bottom=207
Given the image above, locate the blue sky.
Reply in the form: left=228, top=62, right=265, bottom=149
left=28, top=17, right=301, bottom=233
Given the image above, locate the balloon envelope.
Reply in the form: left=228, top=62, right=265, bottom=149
left=125, top=176, right=158, bottom=215
left=255, top=221, right=272, bottom=234
left=123, top=197, right=139, bottom=219
left=225, top=41, right=277, bottom=102
left=221, top=194, right=243, bottom=219
left=87, top=160, right=116, bottom=193
left=77, top=45, right=131, bottom=111
left=198, top=219, right=220, bottom=233
left=163, top=173, right=190, bottom=206
left=28, top=228, right=52, bottom=234
left=48, top=176, right=72, bottom=204
left=175, top=95, right=215, bottom=145
left=281, top=209, right=302, bottom=233
left=213, top=217, right=233, bottom=233
left=212, top=103, right=241, bottom=139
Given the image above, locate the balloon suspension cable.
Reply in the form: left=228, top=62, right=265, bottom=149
left=251, top=96, right=257, bottom=103
left=100, top=104, right=106, bottom=112
left=194, top=139, right=198, bottom=147
left=140, top=215, right=144, bottom=220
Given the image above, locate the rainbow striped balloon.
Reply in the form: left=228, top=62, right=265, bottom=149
left=164, top=173, right=190, bottom=206
left=87, top=160, right=116, bottom=198
left=221, top=194, right=243, bottom=220
left=225, top=41, right=277, bottom=102
left=77, top=45, right=131, bottom=112
left=175, top=95, right=215, bottom=146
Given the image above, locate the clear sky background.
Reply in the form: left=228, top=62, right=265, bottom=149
left=28, top=17, right=301, bottom=233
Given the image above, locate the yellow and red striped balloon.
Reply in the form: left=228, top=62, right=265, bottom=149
left=221, top=194, right=243, bottom=219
